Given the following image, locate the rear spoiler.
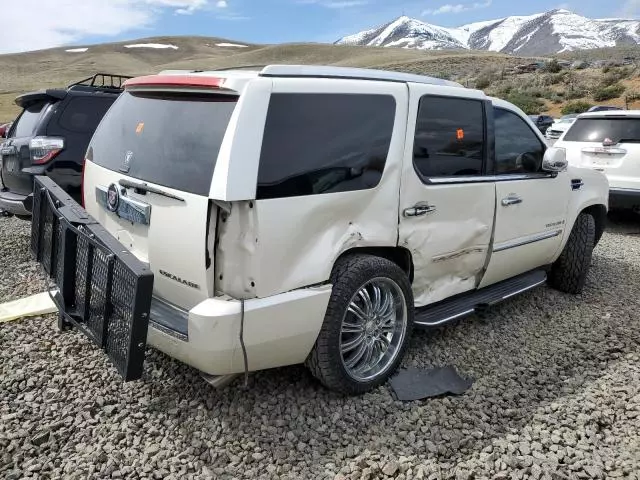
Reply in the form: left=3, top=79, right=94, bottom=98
left=15, top=89, right=67, bottom=109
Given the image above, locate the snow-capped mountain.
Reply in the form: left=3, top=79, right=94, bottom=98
left=336, top=9, right=640, bottom=55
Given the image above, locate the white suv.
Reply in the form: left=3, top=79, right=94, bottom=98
left=31, top=65, right=609, bottom=394
left=554, top=110, right=640, bottom=212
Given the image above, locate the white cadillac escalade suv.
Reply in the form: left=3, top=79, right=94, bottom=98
left=31, top=65, right=609, bottom=394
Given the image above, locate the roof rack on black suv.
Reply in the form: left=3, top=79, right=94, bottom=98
left=68, top=73, right=133, bottom=91
left=0, top=73, right=133, bottom=218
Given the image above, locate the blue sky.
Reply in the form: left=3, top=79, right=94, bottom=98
left=1, top=0, right=638, bottom=53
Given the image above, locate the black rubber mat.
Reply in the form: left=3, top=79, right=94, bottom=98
left=389, top=366, right=473, bottom=401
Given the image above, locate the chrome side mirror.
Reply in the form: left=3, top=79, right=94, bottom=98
left=542, top=147, right=568, bottom=172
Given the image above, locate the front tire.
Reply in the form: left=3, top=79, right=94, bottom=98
left=548, top=212, right=595, bottom=294
left=306, top=255, right=414, bottom=395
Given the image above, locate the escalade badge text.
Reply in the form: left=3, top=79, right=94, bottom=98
left=159, top=269, right=200, bottom=290
left=106, top=183, right=120, bottom=212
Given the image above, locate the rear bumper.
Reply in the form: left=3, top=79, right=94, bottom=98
left=609, top=187, right=640, bottom=209
left=147, top=286, right=332, bottom=376
left=0, top=190, right=32, bottom=216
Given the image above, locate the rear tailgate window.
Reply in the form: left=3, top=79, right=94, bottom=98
left=563, top=117, right=640, bottom=143
left=90, top=91, right=238, bottom=195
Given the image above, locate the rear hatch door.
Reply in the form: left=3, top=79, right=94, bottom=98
left=82, top=86, right=238, bottom=310
left=1, top=92, right=61, bottom=194
left=561, top=115, right=640, bottom=189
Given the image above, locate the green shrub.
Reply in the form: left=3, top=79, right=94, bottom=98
left=626, top=91, right=640, bottom=102
left=561, top=101, right=593, bottom=115
left=593, top=83, right=625, bottom=101
left=504, top=91, right=545, bottom=114
left=475, top=75, right=492, bottom=90
left=543, top=59, right=562, bottom=73
left=601, top=67, right=633, bottom=87
left=565, top=87, right=587, bottom=100
left=546, top=72, right=569, bottom=85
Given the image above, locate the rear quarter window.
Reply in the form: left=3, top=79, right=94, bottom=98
left=12, top=102, right=47, bottom=138
left=257, top=93, right=396, bottom=200
left=58, top=96, right=116, bottom=134
left=563, top=117, right=640, bottom=143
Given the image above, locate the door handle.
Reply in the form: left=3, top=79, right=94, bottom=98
left=403, top=203, right=436, bottom=217
left=501, top=194, right=523, bottom=206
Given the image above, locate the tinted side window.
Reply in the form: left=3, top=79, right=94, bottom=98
left=494, top=108, right=545, bottom=175
left=413, top=96, right=485, bottom=179
left=58, top=96, right=115, bottom=134
left=12, top=102, right=46, bottom=138
left=257, top=93, right=396, bottom=200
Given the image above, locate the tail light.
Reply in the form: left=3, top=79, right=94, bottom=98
left=29, top=136, right=64, bottom=165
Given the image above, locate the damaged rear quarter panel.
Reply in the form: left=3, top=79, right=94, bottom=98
left=218, top=79, right=410, bottom=299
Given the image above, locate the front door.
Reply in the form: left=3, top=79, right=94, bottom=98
left=479, top=106, right=571, bottom=288
left=399, top=86, right=496, bottom=307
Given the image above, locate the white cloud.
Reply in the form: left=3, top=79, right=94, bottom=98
left=296, top=0, right=368, bottom=8
left=0, top=0, right=210, bottom=53
left=216, top=0, right=228, bottom=7
left=422, top=0, right=491, bottom=16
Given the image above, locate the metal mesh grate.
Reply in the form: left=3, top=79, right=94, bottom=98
left=74, top=234, right=90, bottom=319
left=107, top=260, right=138, bottom=374
left=86, top=246, right=112, bottom=346
left=30, top=176, right=153, bottom=381
left=41, top=204, right=55, bottom=275
left=55, top=221, right=65, bottom=288
left=30, top=188, right=42, bottom=258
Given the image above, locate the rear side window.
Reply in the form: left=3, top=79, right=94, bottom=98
left=563, top=118, right=640, bottom=143
left=90, top=91, right=237, bottom=195
left=257, top=93, right=396, bottom=200
left=413, top=96, right=485, bottom=179
left=58, top=97, right=115, bottom=134
left=12, top=102, right=46, bottom=138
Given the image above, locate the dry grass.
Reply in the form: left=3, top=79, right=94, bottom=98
left=0, top=37, right=521, bottom=122
left=2, top=37, right=640, bottom=122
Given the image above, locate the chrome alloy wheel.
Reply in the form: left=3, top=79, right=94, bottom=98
left=340, top=277, right=408, bottom=382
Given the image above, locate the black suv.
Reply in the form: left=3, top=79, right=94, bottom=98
left=528, top=114, right=555, bottom=134
left=0, top=74, right=132, bottom=218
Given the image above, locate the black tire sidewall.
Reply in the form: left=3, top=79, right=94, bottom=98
left=310, top=255, right=414, bottom=394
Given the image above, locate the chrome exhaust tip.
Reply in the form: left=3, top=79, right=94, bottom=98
left=200, top=372, right=240, bottom=389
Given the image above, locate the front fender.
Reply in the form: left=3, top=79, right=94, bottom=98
left=553, top=167, right=609, bottom=261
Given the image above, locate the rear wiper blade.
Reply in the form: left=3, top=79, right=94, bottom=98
left=614, top=138, right=640, bottom=144
left=118, top=179, right=185, bottom=202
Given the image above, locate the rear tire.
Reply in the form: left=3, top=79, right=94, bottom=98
left=306, top=255, right=414, bottom=395
left=548, top=213, right=595, bottom=294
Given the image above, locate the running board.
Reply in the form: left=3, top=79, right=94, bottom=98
left=414, top=269, right=547, bottom=328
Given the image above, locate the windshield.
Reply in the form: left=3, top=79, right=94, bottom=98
left=563, top=117, right=640, bottom=143
left=89, top=90, right=238, bottom=195
left=12, top=102, right=46, bottom=138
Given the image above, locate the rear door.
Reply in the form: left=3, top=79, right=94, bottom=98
left=82, top=87, right=239, bottom=310
left=399, top=87, right=496, bottom=307
left=559, top=115, right=640, bottom=190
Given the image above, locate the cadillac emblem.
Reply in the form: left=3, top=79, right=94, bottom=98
left=106, top=183, right=120, bottom=212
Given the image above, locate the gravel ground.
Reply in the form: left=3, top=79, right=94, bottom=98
left=1, top=213, right=640, bottom=480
